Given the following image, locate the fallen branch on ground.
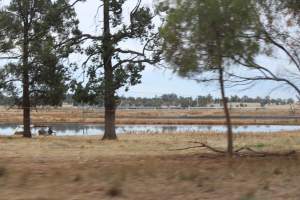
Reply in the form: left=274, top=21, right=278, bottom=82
left=171, top=142, right=297, bottom=157
left=171, top=142, right=226, bottom=154
left=234, top=146, right=296, bottom=157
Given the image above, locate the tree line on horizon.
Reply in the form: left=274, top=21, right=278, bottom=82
left=118, top=94, right=295, bottom=108
left=0, top=0, right=299, bottom=156
left=0, top=92, right=295, bottom=108
left=62, top=93, right=295, bottom=108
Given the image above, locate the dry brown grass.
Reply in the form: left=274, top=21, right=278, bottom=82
left=0, top=132, right=300, bottom=199
left=0, top=107, right=299, bottom=125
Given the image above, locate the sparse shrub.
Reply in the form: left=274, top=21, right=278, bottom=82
left=262, top=182, right=270, bottom=190
left=254, top=143, right=265, bottom=148
left=240, top=192, right=256, bottom=200
left=72, top=174, right=82, bottom=182
left=106, top=186, right=122, bottom=197
left=273, top=168, right=282, bottom=175
left=0, top=167, right=6, bottom=177
left=177, top=171, right=197, bottom=181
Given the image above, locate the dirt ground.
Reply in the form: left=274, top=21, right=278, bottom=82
left=1, top=132, right=300, bottom=200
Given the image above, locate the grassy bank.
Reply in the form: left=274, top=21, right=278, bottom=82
left=0, top=107, right=300, bottom=125
left=0, top=132, right=300, bottom=199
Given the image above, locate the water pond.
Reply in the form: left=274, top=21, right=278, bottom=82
left=0, top=124, right=300, bottom=136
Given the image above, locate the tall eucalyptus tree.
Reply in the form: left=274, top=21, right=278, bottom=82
left=159, top=0, right=260, bottom=155
left=0, top=0, right=80, bottom=137
left=71, top=0, right=161, bottom=140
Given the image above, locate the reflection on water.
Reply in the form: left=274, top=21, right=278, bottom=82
left=0, top=124, right=300, bottom=136
left=162, top=126, right=178, bottom=133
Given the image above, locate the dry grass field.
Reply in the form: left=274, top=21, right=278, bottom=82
left=1, top=132, right=300, bottom=200
left=0, top=107, right=299, bottom=125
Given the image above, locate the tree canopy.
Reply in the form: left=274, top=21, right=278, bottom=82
left=160, top=0, right=261, bottom=76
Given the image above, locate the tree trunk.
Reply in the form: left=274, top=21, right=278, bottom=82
left=102, top=0, right=117, bottom=140
left=103, top=106, right=117, bottom=140
left=22, top=24, right=31, bottom=138
left=22, top=71, right=31, bottom=138
left=218, top=67, right=233, bottom=156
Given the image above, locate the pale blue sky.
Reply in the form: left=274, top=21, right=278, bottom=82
left=67, top=0, right=300, bottom=99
